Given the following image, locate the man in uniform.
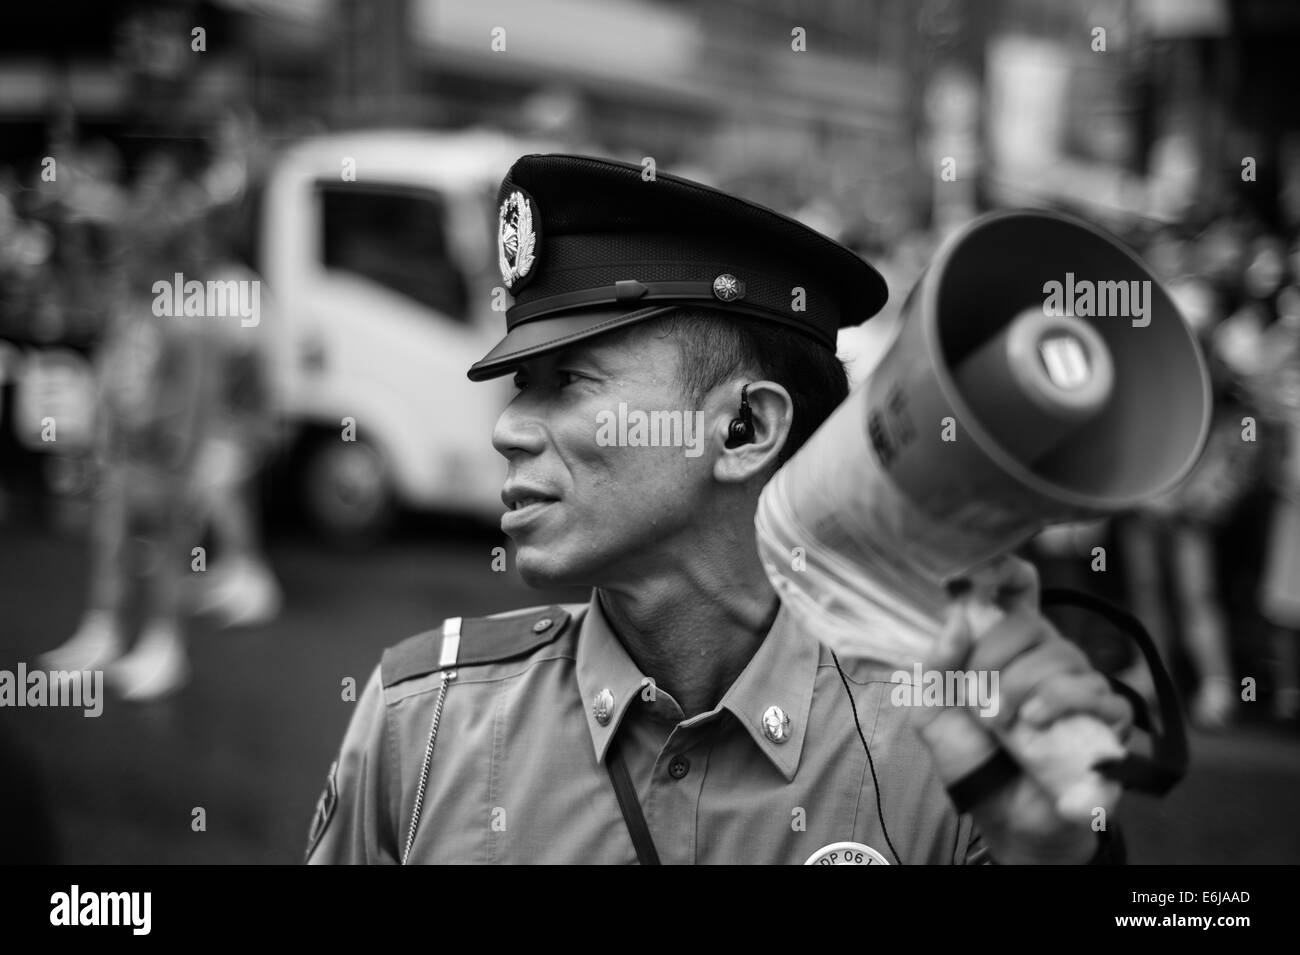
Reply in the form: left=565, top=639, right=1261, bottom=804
left=306, top=155, right=1134, bottom=865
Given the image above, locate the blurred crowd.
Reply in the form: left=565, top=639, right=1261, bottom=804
left=1133, top=220, right=1300, bottom=726
left=0, top=118, right=281, bottom=701
left=1032, top=217, right=1300, bottom=730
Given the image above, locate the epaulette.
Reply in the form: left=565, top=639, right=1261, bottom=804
left=380, top=605, right=574, bottom=689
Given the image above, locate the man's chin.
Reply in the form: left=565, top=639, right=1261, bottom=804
left=515, top=548, right=589, bottom=590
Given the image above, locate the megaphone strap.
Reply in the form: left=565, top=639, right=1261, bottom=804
left=1040, top=588, right=1190, bottom=797
left=1106, top=673, right=1156, bottom=734
left=942, top=587, right=1189, bottom=821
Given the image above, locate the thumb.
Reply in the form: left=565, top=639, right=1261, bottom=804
left=908, top=604, right=978, bottom=735
left=910, top=598, right=1009, bottom=792
left=926, top=603, right=974, bottom=673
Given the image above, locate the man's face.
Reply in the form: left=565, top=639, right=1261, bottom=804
left=492, top=327, right=714, bottom=588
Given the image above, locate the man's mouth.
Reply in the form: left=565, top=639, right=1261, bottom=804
left=501, top=484, right=561, bottom=511
left=500, top=488, right=559, bottom=534
left=508, top=496, right=554, bottom=511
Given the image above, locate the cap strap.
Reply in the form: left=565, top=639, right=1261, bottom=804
left=507, top=280, right=720, bottom=326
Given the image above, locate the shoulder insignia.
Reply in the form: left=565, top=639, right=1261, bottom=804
left=381, top=606, right=573, bottom=689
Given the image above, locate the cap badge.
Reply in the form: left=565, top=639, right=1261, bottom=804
left=498, top=189, right=537, bottom=289
left=712, top=273, right=744, bottom=302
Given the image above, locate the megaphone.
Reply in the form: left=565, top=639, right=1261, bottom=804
left=755, top=209, right=1210, bottom=822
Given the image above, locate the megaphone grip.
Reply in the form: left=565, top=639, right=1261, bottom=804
left=962, top=599, right=1125, bottom=823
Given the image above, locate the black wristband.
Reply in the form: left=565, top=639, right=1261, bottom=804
left=946, top=748, right=1021, bottom=814
left=1088, top=825, right=1127, bottom=865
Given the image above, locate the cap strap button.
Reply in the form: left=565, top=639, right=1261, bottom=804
left=614, top=279, right=648, bottom=301
left=712, top=273, right=744, bottom=302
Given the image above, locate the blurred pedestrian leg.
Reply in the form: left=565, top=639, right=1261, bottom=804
left=1171, top=524, right=1236, bottom=729
left=1261, top=471, right=1300, bottom=721
left=106, top=461, right=196, bottom=701
left=1116, top=514, right=1171, bottom=706
left=39, top=412, right=130, bottom=673
left=193, top=435, right=282, bottom=627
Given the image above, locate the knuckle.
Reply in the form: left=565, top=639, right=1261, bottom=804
left=1084, top=670, right=1112, bottom=694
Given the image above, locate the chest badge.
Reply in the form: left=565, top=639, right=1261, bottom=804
left=804, top=842, right=891, bottom=865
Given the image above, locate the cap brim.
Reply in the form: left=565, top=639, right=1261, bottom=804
left=467, top=305, right=679, bottom=381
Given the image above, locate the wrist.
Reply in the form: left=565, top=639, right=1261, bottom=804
left=986, top=823, right=1100, bottom=865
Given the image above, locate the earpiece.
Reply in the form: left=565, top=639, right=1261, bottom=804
left=725, top=384, right=754, bottom=448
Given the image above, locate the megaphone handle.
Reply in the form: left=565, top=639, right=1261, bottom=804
left=960, top=599, right=1125, bottom=824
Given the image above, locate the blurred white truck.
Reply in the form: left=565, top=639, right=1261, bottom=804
left=5, top=129, right=540, bottom=539
left=256, top=129, right=531, bottom=538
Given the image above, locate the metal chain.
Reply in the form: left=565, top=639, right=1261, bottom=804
left=401, top=670, right=454, bottom=865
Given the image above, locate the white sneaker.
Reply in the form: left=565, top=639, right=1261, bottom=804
left=1191, top=677, right=1236, bottom=731
left=40, top=611, right=124, bottom=671
left=196, top=558, right=282, bottom=628
left=108, top=622, right=191, bottom=702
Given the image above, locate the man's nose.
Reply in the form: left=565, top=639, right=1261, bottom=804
left=492, top=396, right=548, bottom=460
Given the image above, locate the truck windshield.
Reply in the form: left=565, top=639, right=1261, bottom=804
left=317, top=181, right=470, bottom=322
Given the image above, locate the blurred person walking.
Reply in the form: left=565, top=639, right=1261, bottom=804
left=189, top=214, right=282, bottom=629
left=1117, top=261, right=1258, bottom=730
left=40, top=155, right=215, bottom=700
left=190, top=110, right=283, bottom=626
left=1218, top=234, right=1300, bottom=720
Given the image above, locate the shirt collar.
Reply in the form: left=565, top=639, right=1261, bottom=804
left=715, top=599, right=818, bottom=781
left=575, top=592, right=651, bottom=765
left=574, top=590, right=819, bottom=781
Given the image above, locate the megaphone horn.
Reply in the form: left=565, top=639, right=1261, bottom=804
left=755, top=209, right=1211, bottom=823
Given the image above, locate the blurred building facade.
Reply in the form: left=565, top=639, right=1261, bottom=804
left=4, top=0, right=1297, bottom=241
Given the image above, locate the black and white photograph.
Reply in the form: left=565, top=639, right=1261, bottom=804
left=0, top=0, right=1296, bottom=916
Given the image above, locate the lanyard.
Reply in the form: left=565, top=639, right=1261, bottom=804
left=604, top=736, right=662, bottom=865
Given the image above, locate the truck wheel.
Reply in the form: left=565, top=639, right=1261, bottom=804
left=300, top=436, right=394, bottom=541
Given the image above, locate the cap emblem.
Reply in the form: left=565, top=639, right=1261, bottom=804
left=498, top=189, right=538, bottom=289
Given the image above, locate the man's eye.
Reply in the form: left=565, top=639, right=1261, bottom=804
left=512, top=370, right=588, bottom=390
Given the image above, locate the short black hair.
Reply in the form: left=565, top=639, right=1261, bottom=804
left=645, top=307, right=850, bottom=466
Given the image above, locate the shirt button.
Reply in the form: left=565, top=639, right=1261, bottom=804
left=593, top=688, right=615, bottom=726
left=668, top=756, right=690, bottom=780
left=533, top=617, right=553, bottom=633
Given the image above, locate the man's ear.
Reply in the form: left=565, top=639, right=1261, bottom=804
left=713, top=379, right=793, bottom=483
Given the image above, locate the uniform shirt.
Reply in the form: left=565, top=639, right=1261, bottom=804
left=306, top=592, right=986, bottom=865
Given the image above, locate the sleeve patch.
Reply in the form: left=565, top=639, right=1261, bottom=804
left=305, top=760, right=339, bottom=862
